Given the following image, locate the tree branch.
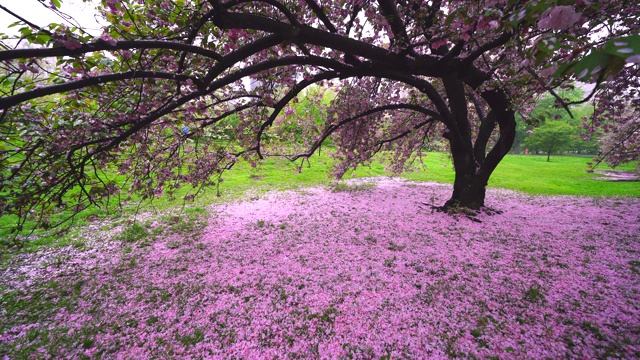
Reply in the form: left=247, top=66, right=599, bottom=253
left=225, top=0, right=300, bottom=25
left=255, top=71, right=340, bottom=157
left=303, top=0, right=338, bottom=33
left=211, top=11, right=441, bottom=73
left=0, top=71, right=191, bottom=110
left=290, top=103, right=442, bottom=160
left=462, top=31, right=513, bottom=66
left=377, top=0, right=411, bottom=47
left=0, top=40, right=222, bottom=62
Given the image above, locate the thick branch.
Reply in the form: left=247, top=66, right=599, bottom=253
left=0, top=40, right=222, bottom=62
left=211, top=11, right=441, bottom=74
left=442, top=74, right=472, bottom=148
left=0, top=71, right=191, bottom=110
left=474, top=110, right=496, bottom=164
left=377, top=0, right=411, bottom=47
left=479, top=88, right=516, bottom=178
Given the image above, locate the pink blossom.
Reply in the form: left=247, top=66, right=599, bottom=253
left=537, top=6, right=583, bottom=30
left=2, top=181, right=638, bottom=358
left=99, top=33, right=118, bottom=46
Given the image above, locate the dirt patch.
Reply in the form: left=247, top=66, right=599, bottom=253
left=594, top=170, right=640, bottom=182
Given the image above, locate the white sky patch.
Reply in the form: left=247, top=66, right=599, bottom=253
left=0, top=0, right=102, bottom=36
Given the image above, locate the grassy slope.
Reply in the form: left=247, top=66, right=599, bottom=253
left=93, top=152, right=640, bottom=204
left=487, top=155, right=639, bottom=197
left=400, top=153, right=638, bottom=197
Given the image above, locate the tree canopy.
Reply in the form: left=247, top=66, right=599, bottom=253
left=524, top=120, right=575, bottom=161
left=589, top=67, right=640, bottom=172
left=1, top=0, right=639, bottom=238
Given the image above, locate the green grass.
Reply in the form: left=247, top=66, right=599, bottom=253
left=345, top=152, right=638, bottom=197
left=1, top=152, right=637, bottom=253
left=487, top=155, right=639, bottom=197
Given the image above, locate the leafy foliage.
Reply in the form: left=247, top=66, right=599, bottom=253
left=587, top=67, right=640, bottom=172
left=525, top=121, right=575, bottom=161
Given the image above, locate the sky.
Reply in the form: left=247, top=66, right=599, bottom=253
left=0, top=0, right=102, bottom=36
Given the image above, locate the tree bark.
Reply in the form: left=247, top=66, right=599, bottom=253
left=442, top=88, right=516, bottom=210
left=445, top=147, right=491, bottom=210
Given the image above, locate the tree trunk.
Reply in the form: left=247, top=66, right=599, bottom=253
left=440, top=89, right=516, bottom=211
left=447, top=172, right=488, bottom=209
left=435, top=73, right=515, bottom=211
left=444, top=150, right=491, bottom=210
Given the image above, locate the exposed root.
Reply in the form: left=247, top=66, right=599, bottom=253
left=420, top=201, right=503, bottom=223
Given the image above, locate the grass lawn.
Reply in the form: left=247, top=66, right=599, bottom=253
left=487, top=155, right=639, bottom=197
left=219, top=152, right=638, bottom=198
left=0, top=152, right=637, bottom=252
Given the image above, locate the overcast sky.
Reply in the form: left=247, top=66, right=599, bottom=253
left=0, top=0, right=102, bottom=36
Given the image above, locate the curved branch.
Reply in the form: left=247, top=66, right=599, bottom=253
left=178, top=8, right=219, bottom=72
left=373, top=71, right=453, bottom=127
left=211, top=11, right=440, bottom=73
left=290, top=102, right=442, bottom=160
left=205, top=54, right=352, bottom=93
left=303, top=0, right=337, bottom=33
left=374, top=118, right=436, bottom=150
left=0, top=71, right=191, bottom=110
left=199, top=103, right=256, bottom=128
left=0, top=40, right=222, bottom=62
left=174, top=94, right=261, bottom=115
left=254, top=71, right=340, bottom=157
left=225, top=0, right=299, bottom=25
left=202, top=34, right=285, bottom=84
left=83, top=55, right=351, bottom=163
left=478, top=88, right=516, bottom=179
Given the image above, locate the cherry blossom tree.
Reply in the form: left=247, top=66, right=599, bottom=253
left=1, top=0, right=638, bottom=236
left=587, top=66, right=640, bottom=172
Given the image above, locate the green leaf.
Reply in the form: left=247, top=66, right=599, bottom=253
left=19, top=27, right=33, bottom=37
left=35, top=34, right=52, bottom=45
left=51, top=0, right=61, bottom=9
left=603, top=35, right=640, bottom=59
left=571, top=50, right=619, bottom=82
left=1, top=76, right=17, bottom=87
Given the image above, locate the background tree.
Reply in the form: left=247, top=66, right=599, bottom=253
left=515, top=87, right=598, bottom=155
left=0, top=0, right=639, bottom=239
left=588, top=67, right=640, bottom=173
left=524, top=121, right=575, bottom=161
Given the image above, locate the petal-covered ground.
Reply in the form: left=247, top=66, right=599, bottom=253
left=1, top=180, right=639, bottom=359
